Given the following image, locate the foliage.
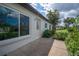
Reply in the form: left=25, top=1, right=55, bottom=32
left=67, top=26, right=77, bottom=32
left=75, top=16, right=79, bottom=25
left=64, top=17, right=75, bottom=28
left=56, top=29, right=68, bottom=33
left=65, top=31, right=79, bottom=55
left=65, top=27, right=79, bottom=56
left=42, top=30, right=52, bottom=38
left=64, top=16, right=79, bottom=56
left=0, top=32, right=18, bottom=41
left=53, top=29, right=68, bottom=41
left=47, top=9, right=59, bottom=34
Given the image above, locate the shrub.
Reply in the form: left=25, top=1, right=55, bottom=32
left=53, top=30, right=68, bottom=41
left=68, top=27, right=77, bottom=32
left=65, top=31, right=79, bottom=56
left=51, top=30, right=56, bottom=35
left=55, top=32, right=68, bottom=41
left=42, top=30, right=52, bottom=38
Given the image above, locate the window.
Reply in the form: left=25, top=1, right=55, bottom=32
left=45, top=23, right=47, bottom=28
left=36, top=20, right=39, bottom=30
left=49, top=25, right=51, bottom=30
left=0, top=5, right=19, bottom=41
left=20, top=14, right=29, bottom=36
left=0, top=5, right=29, bottom=41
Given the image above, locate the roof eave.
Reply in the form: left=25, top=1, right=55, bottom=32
left=18, top=3, right=48, bottom=22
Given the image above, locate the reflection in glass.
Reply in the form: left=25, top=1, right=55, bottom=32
left=20, top=14, right=29, bottom=36
left=0, top=6, right=19, bottom=41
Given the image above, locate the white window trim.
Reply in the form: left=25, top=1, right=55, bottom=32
left=0, top=35, right=30, bottom=45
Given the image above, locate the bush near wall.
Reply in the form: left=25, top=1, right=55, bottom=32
left=42, top=30, right=52, bottom=38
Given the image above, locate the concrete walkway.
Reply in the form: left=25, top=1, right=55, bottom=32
left=48, top=40, right=68, bottom=56
left=7, top=38, right=54, bottom=56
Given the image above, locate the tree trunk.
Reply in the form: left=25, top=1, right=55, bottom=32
left=52, top=25, right=56, bottom=35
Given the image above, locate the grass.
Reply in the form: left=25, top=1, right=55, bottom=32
left=56, top=29, right=68, bottom=33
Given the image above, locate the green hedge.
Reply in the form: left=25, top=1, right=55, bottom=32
left=65, top=31, right=79, bottom=56
left=53, top=30, right=68, bottom=41
left=42, top=30, right=52, bottom=38
left=68, top=27, right=77, bottom=32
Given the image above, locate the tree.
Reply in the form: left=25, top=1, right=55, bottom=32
left=64, top=17, right=75, bottom=28
left=47, top=9, right=59, bottom=34
left=75, top=16, right=79, bottom=26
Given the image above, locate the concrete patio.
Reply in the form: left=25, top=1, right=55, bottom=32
left=7, top=38, right=54, bottom=56
left=6, top=38, right=68, bottom=56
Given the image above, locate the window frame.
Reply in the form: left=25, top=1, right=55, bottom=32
left=20, top=14, right=29, bottom=36
left=36, top=20, right=40, bottom=30
left=49, top=25, right=51, bottom=30
left=0, top=4, right=30, bottom=45
left=45, top=23, right=47, bottom=28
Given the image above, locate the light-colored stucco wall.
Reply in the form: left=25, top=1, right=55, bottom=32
left=0, top=3, right=52, bottom=55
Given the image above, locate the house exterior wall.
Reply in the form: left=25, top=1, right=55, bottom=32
left=0, top=3, right=52, bottom=55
